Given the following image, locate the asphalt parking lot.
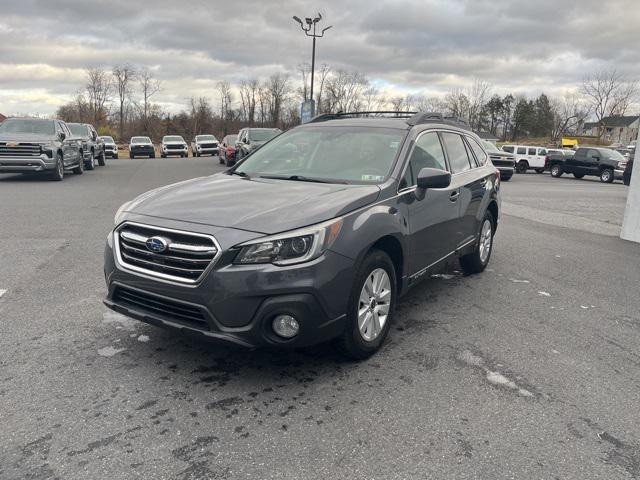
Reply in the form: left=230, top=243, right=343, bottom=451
left=1, top=160, right=639, bottom=480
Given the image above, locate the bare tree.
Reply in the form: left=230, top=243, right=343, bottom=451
left=413, top=95, right=446, bottom=113
left=239, top=78, right=259, bottom=124
left=581, top=68, right=639, bottom=135
left=138, top=69, right=161, bottom=124
left=444, top=88, right=470, bottom=119
left=315, top=64, right=331, bottom=114
left=112, top=64, right=136, bottom=140
left=361, top=86, right=386, bottom=112
left=85, top=68, right=112, bottom=126
left=265, top=73, right=291, bottom=127
left=324, top=70, right=368, bottom=113
left=217, top=80, right=234, bottom=134
left=466, top=79, right=492, bottom=130
left=550, top=93, right=590, bottom=142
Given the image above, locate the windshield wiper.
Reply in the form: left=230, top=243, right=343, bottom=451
left=228, top=170, right=250, bottom=178
left=259, top=174, right=347, bottom=184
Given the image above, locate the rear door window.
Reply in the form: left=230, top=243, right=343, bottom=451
left=441, top=132, right=472, bottom=174
left=517, top=147, right=526, bottom=155
left=528, top=147, right=537, bottom=155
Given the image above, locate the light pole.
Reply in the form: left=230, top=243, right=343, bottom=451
left=292, top=13, right=332, bottom=118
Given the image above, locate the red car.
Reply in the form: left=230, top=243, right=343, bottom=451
left=219, top=134, right=237, bottom=166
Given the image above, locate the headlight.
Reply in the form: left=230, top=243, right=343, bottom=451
left=234, top=218, right=343, bottom=266
left=114, top=201, right=131, bottom=225
left=618, top=161, right=627, bottom=169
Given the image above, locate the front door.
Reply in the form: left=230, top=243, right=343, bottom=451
left=400, top=130, right=461, bottom=276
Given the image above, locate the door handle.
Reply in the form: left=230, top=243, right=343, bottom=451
left=449, top=191, right=460, bottom=202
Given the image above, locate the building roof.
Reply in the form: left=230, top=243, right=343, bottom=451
left=599, top=116, right=639, bottom=127
left=0, top=113, right=6, bottom=122
left=582, top=122, right=598, bottom=129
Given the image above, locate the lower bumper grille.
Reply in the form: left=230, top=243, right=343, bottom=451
left=200, top=143, right=218, bottom=149
left=113, top=287, right=209, bottom=329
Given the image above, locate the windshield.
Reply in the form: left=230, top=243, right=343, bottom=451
left=196, top=135, right=216, bottom=142
left=0, top=119, right=55, bottom=135
left=131, top=137, right=151, bottom=144
left=68, top=124, right=87, bottom=136
left=249, top=129, right=280, bottom=142
left=234, top=126, right=406, bottom=184
left=100, top=136, right=114, bottom=143
left=482, top=140, right=501, bottom=153
left=602, top=149, right=626, bottom=161
left=226, top=135, right=238, bottom=144
left=164, top=136, right=184, bottom=142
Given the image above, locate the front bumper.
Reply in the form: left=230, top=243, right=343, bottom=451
left=196, top=147, right=219, bottom=155
left=615, top=169, right=625, bottom=180
left=0, top=155, right=55, bottom=173
left=496, top=166, right=515, bottom=177
left=163, top=147, right=188, bottom=156
left=103, top=228, right=354, bottom=348
left=130, top=147, right=155, bottom=156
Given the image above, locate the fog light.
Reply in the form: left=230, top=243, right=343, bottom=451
left=272, top=315, right=299, bottom=338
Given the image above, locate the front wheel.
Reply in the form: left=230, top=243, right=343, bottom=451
left=516, top=160, right=528, bottom=173
left=600, top=168, right=614, bottom=183
left=336, top=250, right=396, bottom=360
left=72, top=155, right=84, bottom=175
left=97, top=151, right=106, bottom=166
left=550, top=164, right=563, bottom=177
left=50, top=153, right=64, bottom=181
left=459, top=210, right=495, bottom=275
left=85, top=152, right=95, bottom=170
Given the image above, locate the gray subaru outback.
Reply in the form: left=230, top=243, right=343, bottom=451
left=104, top=112, right=501, bottom=359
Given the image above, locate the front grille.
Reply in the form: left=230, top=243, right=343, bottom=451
left=105, top=145, right=116, bottom=151
left=166, top=144, right=185, bottom=150
left=490, top=156, right=514, bottom=168
left=0, top=143, right=41, bottom=157
left=116, top=223, right=219, bottom=283
left=200, top=143, right=218, bottom=149
left=113, top=287, right=209, bottom=329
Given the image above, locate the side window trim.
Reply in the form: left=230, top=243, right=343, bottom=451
left=439, top=131, right=473, bottom=175
left=397, top=128, right=450, bottom=192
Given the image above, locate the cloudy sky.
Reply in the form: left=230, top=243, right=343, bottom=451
left=1, top=0, right=639, bottom=116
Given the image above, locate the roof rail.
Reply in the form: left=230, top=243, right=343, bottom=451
left=406, top=112, right=470, bottom=129
left=308, top=111, right=418, bottom=123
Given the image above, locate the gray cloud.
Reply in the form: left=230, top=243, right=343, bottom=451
left=0, top=0, right=639, bottom=115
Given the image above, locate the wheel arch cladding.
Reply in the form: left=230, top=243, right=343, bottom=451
left=370, top=235, right=404, bottom=292
left=487, top=201, right=498, bottom=232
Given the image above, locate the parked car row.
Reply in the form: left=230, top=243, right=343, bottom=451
left=0, top=117, right=108, bottom=181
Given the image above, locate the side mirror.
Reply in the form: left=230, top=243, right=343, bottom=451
left=59, top=132, right=66, bottom=141
left=415, top=168, right=451, bottom=200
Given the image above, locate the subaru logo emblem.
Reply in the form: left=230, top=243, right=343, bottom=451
left=146, top=236, right=169, bottom=253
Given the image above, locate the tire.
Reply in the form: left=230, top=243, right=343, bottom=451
left=535, top=168, right=544, bottom=174
left=72, top=155, right=84, bottom=175
left=336, top=250, right=396, bottom=360
left=161, top=154, right=166, bottom=158
left=219, top=155, right=225, bottom=164
left=85, top=151, right=96, bottom=170
left=516, top=160, right=528, bottom=173
left=573, top=173, right=584, bottom=179
left=130, top=153, right=134, bottom=159
left=459, top=210, right=495, bottom=275
left=97, top=151, right=106, bottom=166
left=114, top=154, right=119, bottom=159
left=501, top=174, right=512, bottom=181
left=600, top=168, right=614, bottom=183
left=550, top=164, right=563, bottom=177
left=151, top=154, right=155, bottom=158
left=50, top=153, right=64, bottom=181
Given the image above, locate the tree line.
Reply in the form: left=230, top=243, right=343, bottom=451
left=56, top=64, right=638, bottom=143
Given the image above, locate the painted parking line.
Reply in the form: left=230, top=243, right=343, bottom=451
left=0, top=289, right=7, bottom=298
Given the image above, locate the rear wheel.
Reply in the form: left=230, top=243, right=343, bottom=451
left=50, top=153, right=64, bottom=181
left=459, top=210, right=494, bottom=275
left=550, top=164, right=563, bottom=177
left=336, top=250, right=396, bottom=360
left=516, top=160, right=528, bottom=173
left=600, top=168, right=614, bottom=183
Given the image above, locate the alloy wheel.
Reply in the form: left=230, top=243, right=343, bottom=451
left=357, top=268, right=392, bottom=342
left=479, top=219, right=493, bottom=263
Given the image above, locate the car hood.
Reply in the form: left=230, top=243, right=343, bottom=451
left=488, top=151, right=514, bottom=159
left=0, top=133, right=56, bottom=142
left=125, top=173, right=381, bottom=234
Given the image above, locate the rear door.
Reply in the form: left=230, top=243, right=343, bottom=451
left=440, top=132, right=488, bottom=246
left=400, top=130, right=460, bottom=275
left=584, top=149, right=601, bottom=174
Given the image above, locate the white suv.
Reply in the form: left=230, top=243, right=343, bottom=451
left=501, top=145, right=547, bottom=173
